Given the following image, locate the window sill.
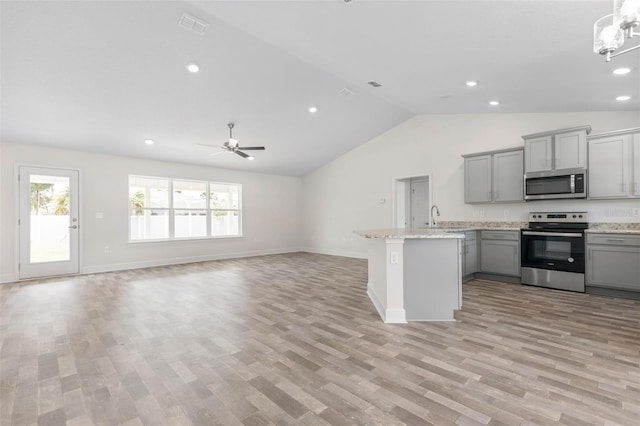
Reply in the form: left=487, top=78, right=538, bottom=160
left=128, top=235, right=243, bottom=244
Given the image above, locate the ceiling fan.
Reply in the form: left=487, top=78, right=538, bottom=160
left=198, top=123, right=265, bottom=160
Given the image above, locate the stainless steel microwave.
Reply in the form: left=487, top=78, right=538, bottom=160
left=524, top=168, right=587, bottom=200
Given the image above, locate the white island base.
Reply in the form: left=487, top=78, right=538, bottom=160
left=356, top=229, right=463, bottom=323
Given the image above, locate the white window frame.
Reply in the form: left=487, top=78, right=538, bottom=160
left=128, top=175, right=242, bottom=242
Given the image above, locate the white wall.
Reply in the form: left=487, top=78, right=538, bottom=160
left=0, top=143, right=303, bottom=282
left=302, top=111, right=640, bottom=257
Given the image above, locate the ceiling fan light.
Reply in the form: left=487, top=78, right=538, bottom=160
left=228, top=137, right=238, bottom=148
left=247, top=156, right=255, bottom=161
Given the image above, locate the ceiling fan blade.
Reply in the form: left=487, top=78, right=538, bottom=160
left=237, top=146, right=265, bottom=150
left=197, top=143, right=225, bottom=148
left=234, top=150, right=249, bottom=159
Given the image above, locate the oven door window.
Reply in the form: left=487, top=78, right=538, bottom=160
left=526, top=175, right=572, bottom=196
left=522, top=234, right=584, bottom=273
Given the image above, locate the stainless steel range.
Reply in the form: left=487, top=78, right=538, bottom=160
left=521, top=212, right=588, bottom=292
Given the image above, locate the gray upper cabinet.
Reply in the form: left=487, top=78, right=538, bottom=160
left=524, top=135, right=552, bottom=172
left=588, top=128, right=640, bottom=198
left=493, top=150, right=524, bottom=202
left=463, top=148, right=523, bottom=204
left=464, top=155, right=492, bottom=203
left=523, top=126, right=590, bottom=173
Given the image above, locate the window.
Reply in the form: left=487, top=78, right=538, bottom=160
left=129, top=175, right=241, bottom=241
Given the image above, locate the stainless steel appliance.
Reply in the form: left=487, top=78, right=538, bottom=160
left=521, top=212, right=588, bottom=292
left=524, top=168, right=587, bottom=200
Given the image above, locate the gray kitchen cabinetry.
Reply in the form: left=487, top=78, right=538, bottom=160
left=463, top=148, right=524, bottom=204
left=523, top=126, right=590, bottom=173
left=588, top=128, right=640, bottom=199
left=462, top=231, right=477, bottom=279
left=587, top=233, right=640, bottom=292
left=479, top=230, right=520, bottom=277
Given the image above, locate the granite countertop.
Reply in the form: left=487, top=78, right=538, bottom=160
left=354, top=228, right=465, bottom=239
left=355, top=221, right=640, bottom=239
left=436, top=221, right=525, bottom=232
left=585, top=223, right=640, bottom=235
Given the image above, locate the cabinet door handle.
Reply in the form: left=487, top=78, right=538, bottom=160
left=588, top=248, right=591, bottom=260
left=607, top=238, right=625, bottom=242
left=622, top=182, right=627, bottom=193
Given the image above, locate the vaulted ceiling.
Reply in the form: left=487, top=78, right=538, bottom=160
left=2, top=1, right=638, bottom=176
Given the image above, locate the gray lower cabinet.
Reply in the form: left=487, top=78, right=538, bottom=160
left=462, top=231, right=477, bottom=277
left=480, top=230, right=520, bottom=276
left=587, top=233, right=640, bottom=291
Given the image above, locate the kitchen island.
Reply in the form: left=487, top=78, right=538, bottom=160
left=354, top=228, right=464, bottom=323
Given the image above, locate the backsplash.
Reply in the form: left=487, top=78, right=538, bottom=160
left=438, top=221, right=527, bottom=229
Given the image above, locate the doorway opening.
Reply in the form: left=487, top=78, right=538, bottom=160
left=393, top=174, right=432, bottom=229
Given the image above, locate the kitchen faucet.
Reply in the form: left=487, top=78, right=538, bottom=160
left=430, top=205, right=440, bottom=227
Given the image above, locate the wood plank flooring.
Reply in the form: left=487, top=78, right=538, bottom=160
left=1, top=252, right=639, bottom=425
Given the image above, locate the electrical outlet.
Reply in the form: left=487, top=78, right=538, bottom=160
left=390, top=252, right=399, bottom=264
left=103, top=246, right=110, bottom=253
left=633, top=208, right=640, bottom=217
left=503, top=209, right=510, bottom=217
left=479, top=210, right=485, bottom=218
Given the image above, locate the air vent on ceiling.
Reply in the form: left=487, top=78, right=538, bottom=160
left=338, top=87, right=356, bottom=97
left=367, top=81, right=382, bottom=88
left=178, top=13, right=208, bottom=35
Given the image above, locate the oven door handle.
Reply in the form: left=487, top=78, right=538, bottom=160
left=521, top=231, right=584, bottom=238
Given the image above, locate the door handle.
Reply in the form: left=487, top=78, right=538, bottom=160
left=68, top=225, right=78, bottom=229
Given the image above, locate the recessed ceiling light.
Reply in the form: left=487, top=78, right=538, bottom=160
left=187, top=63, right=199, bottom=73
left=247, top=156, right=255, bottom=161
left=616, top=95, right=631, bottom=101
left=466, top=81, right=477, bottom=87
left=489, top=100, right=500, bottom=106
left=613, top=67, right=631, bottom=75
left=144, top=139, right=155, bottom=145
left=308, top=106, right=318, bottom=113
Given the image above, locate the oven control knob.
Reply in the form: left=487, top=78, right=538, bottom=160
left=579, top=215, right=583, bottom=218
left=572, top=215, right=577, bottom=218
left=568, top=257, right=574, bottom=263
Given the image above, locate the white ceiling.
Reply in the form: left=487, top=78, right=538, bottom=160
left=2, top=1, right=639, bottom=176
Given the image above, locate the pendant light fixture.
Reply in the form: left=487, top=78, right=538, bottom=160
left=593, top=0, right=640, bottom=61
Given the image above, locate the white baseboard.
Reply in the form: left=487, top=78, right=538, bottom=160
left=0, top=248, right=302, bottom=283
left=367, top=283, right=407, bottom=324
left=301, top=247, right=367, bottom=259
left=81, top=247, right=302, bottom=275
left=0, top=273, right=19, bottom=284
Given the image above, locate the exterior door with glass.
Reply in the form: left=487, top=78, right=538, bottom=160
left=19, top=166, right=80, bottom=279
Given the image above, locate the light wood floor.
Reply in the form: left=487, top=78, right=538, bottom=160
left=1, top=253, right=639, bottom=426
